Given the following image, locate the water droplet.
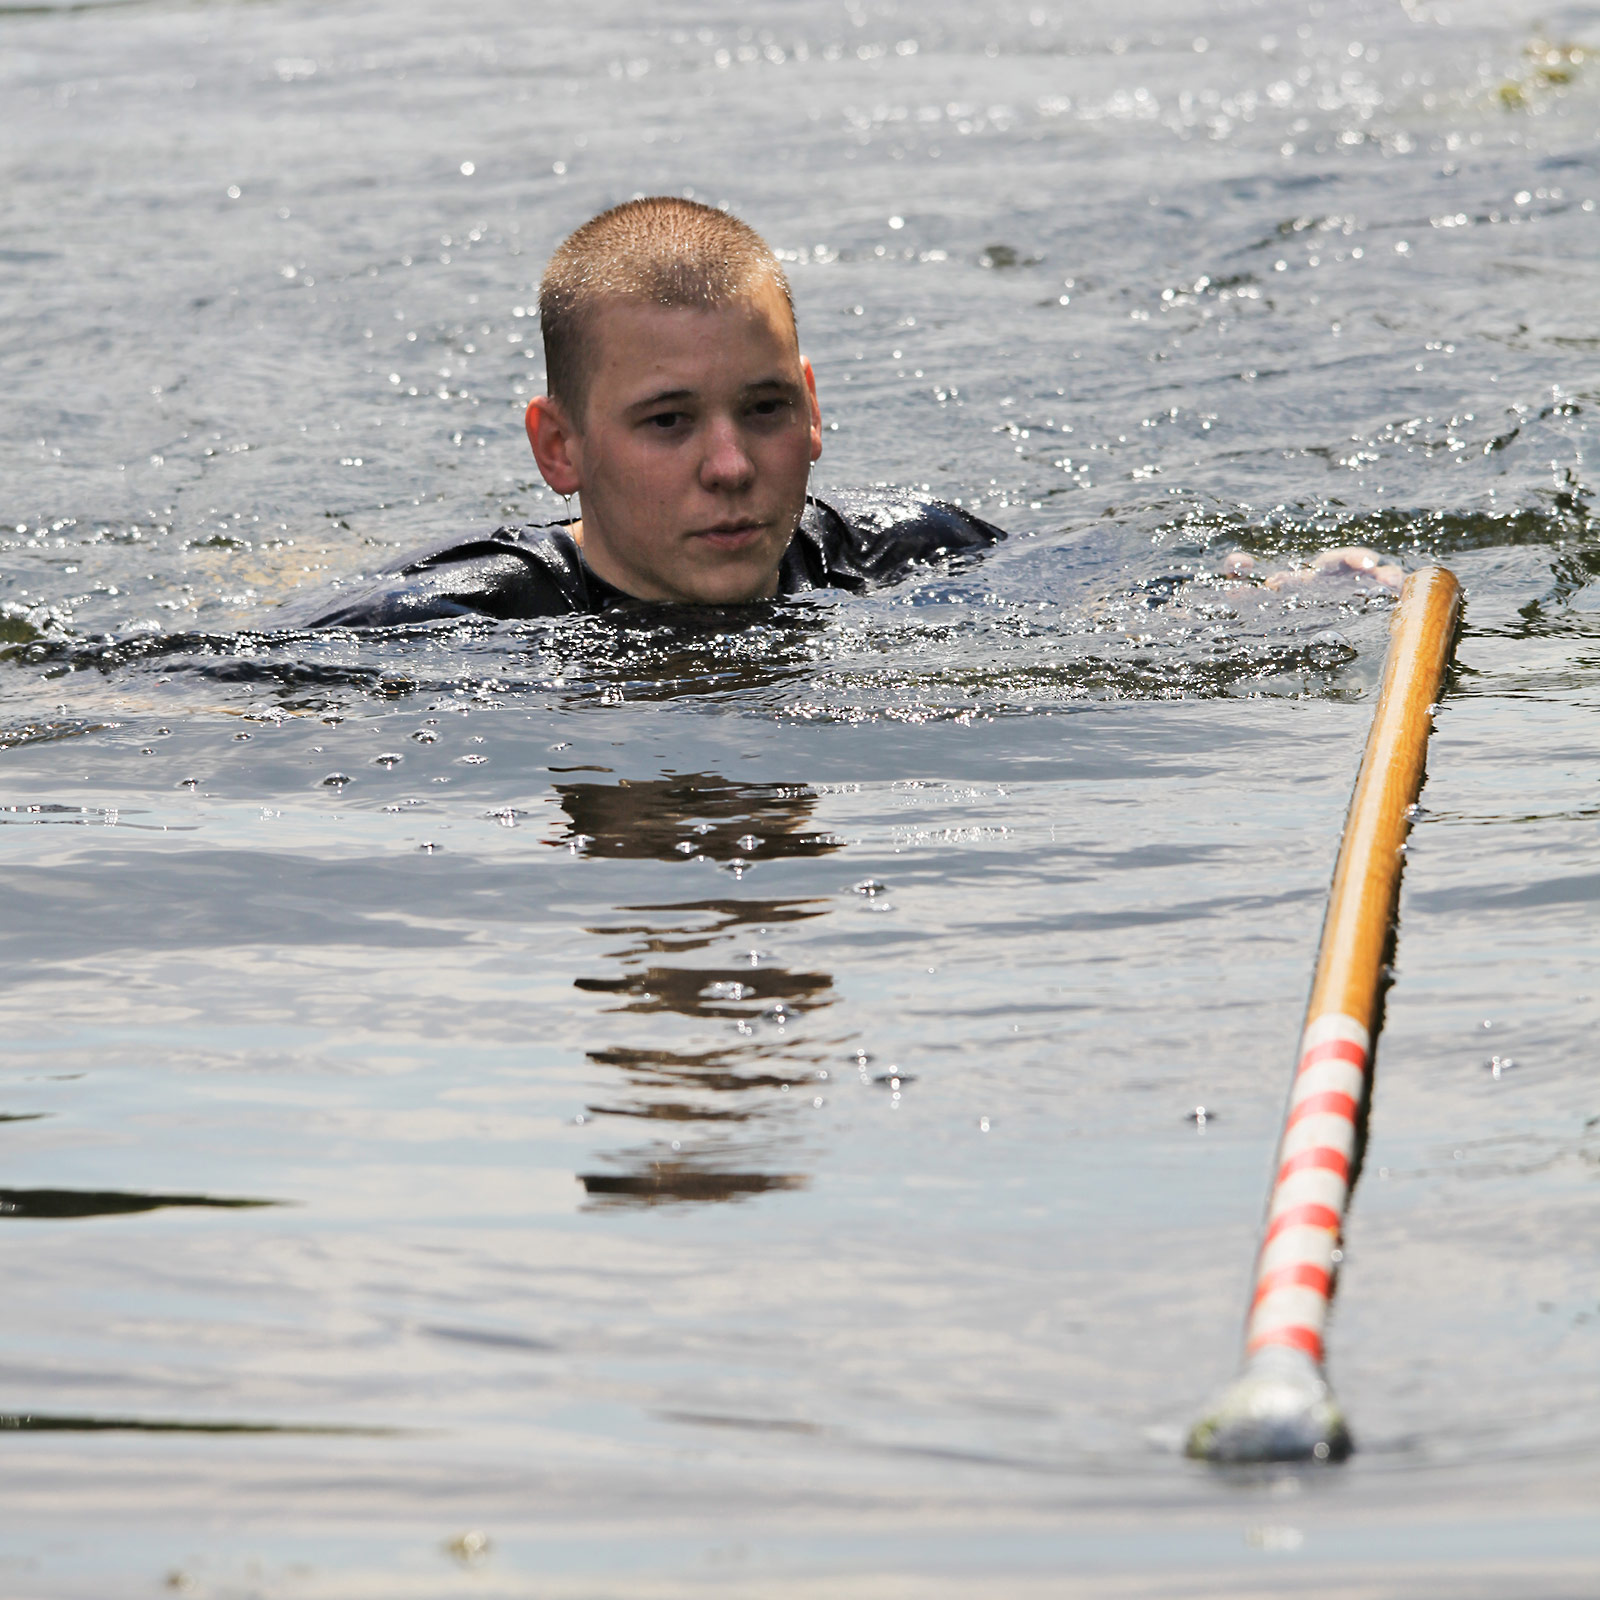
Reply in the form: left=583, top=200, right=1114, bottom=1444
left=444, top=1529, right=490, bottom=1566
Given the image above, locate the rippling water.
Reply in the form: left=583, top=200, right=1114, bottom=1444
left=3, top=0, right=1599, bottom=1592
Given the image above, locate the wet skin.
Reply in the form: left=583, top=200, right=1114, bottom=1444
left=525, top=280, right=824, bottom=605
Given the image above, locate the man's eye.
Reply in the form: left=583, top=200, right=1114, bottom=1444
left=646, top=411, right=686, bottom=429
left=749, top=398, right=788, bottom=419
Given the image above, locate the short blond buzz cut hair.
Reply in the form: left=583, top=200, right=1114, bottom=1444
left=539, top=197, right=796, bottom=422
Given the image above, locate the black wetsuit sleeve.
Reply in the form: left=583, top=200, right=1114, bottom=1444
left=784, top=490, right=1005, bottom=594
left=275, top=526, right=600, bottom=629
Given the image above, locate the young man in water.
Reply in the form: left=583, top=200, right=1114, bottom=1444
left=287, top=198, right=1003, bottom=627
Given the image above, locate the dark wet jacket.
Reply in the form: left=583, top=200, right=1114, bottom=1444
left=279, top=490, right=1004, bottom=628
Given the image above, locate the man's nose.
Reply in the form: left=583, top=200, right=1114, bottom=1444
left=700, top=415, right=756, bottom=490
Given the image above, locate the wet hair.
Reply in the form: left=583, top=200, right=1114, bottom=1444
left=539, top=197, right=795, bottom=423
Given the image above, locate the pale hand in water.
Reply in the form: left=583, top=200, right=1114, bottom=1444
left=1223, top=545, right=1405, bottom=592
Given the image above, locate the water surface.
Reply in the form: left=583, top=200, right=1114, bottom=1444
left=3, top=0, right=1600, bottom=1592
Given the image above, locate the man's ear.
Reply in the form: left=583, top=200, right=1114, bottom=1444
left=525, top=395, right=582, bottom=495
left=801, top=356, right=823, bottom=464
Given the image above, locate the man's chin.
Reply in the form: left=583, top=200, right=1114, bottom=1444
left=668, top=549, right=786, bottom=605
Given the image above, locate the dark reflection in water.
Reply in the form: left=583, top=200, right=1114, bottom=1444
left=579, top=1165, right=806, bottom=1206
left=552, top=773, right=844, bottom=862
left=0, top=1188, right=276, bottom=1220
left=0, top=1414, right=393, bottom=1435
left=558, top=775, right=842, bottom=1207
left=576, top=964, right=833, bottom=1019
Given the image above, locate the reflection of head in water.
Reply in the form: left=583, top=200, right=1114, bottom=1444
left=558, top=772, right=847, bottom=1208
left=552, top=772, right=842, bottom=863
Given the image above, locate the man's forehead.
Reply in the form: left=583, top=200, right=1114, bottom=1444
left=586, top=282, right=798, bottom=360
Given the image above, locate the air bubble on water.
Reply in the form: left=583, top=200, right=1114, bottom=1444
left=1486, top=1055, right=1516, bottom=1078
left=548, top=742, right=571, bottom=751
left=418, top=841, right=439, bottom=853
left=724, top=857, right=752, bottom=878
left=852, top=879, right=887, bottom=896
left=234, top=731, right=251, bottom=741
left=675, top=840, right=695, bottom=854
left=156, top=727, right=171, bottom=736
left=1188, top=1105, right=1214, bottom=1126
left=382, top=804, right=401, bottom=813
left=459, top=754, right=487, bottom=766
left=411, top=729, right=438, bottom=744
left=812, top=1096, right=824, bottom=1108
left=178, top=777, right=198, bottom=789
left=322, top=773, right=351, bottom=787
left=736, top=834, right=763, bottom=851
left=691, top=822, right=714, bottom=835
left=979, top=1116, right=990, bottom=1132
left=374, top=752, right=402, bottom=767
left=703, top=980, right=754, bottom=1001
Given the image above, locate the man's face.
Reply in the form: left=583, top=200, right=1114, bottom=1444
left=552, top=281, right=822, bottom=605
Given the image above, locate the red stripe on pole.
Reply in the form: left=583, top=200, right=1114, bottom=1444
left=1246, top=1323, right=1325, bottom=1363
left=1251, top=1263, right=1332, bottom=1313
left=1275, top=1145, right=1350, bottom=1186
left=1297, top=1037, right=1368, bottom=1075
left=1262, top=1202, right=1341, bottom=1246
left=1286, top=1090, right=1359, bottom=1129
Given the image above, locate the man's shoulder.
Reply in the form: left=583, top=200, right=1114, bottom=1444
left=791, top=489, right=1005, bottom=591
left=279, top=520, right=593, bottom=629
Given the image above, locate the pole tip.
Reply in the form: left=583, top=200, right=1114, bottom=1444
left=1185, top=1345, right=1352, bottom=1464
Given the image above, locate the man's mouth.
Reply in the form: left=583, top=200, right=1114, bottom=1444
left=694, top=520, right=766, bottom=551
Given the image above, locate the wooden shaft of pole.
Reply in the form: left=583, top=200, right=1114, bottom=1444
left=1305, top=565, right=1464, bottom=1034
left=1242, top=565, right=1462, bottom=1366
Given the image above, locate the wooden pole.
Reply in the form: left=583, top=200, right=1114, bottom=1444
left=1187, top=566, right=1463, bottom=1463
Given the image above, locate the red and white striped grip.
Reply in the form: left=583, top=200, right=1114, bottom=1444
left=1242, top=1011, right=1370, bottom=1365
